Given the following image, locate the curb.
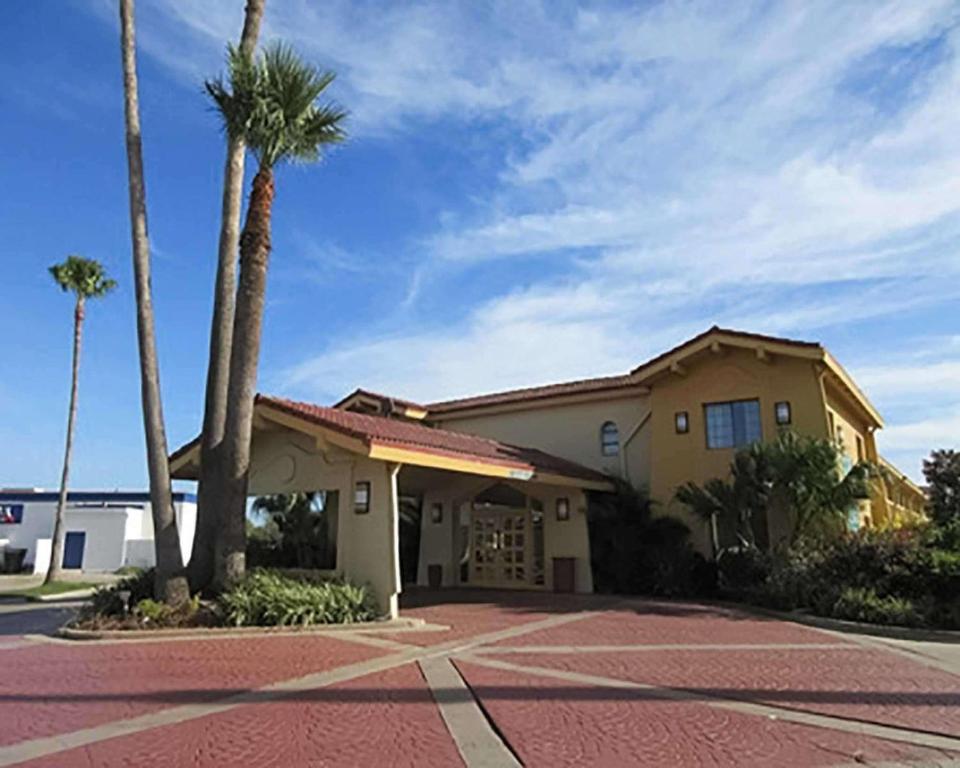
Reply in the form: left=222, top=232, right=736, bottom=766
left=31, top=589, right=95, bottom=603
left=57, top=616, right=427, bottom=641
left=609, top=594, right=960, bottom=644
left=748, top=605, right=960, bottom=644
left=703, top=598, right=960, bottom=644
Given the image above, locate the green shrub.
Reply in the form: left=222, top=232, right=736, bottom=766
left=830, top=587, right=921, bottom=627
left=133, top=596, right=201, bottom=627
left=728, top=528, right=960, bottom=629
left=218, top=570, right=376, bottom=627
left=588, top=482, right=713, bottom=597
left=717, top=547, right=770, bottom=593
left=86, top=568, right=155, bottom=617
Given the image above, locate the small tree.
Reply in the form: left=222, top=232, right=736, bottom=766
left=758, top=431, right=873, bottom=541
left=676, top=450, right=768, bottom=553
left=589, top=480, right=699, bottom=595
left=923, top=449, right=960, bottom=528
left=47, top=256, right=116, bottom=583
left=676, top=431, right=873, bottom=552
left=251, top=492, right=330, bottom=568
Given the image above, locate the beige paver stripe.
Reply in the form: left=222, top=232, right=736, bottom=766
left=480, top=642, right=859, bottom=654
left=0, top=640, right=34, bottom=651
left=0, top=648, right=425, bottom=768
left=458, top=654, right=960, bottom=754
left=0, top=609, right=596, bottom=766
left=420, top=657, right=521, bottom=768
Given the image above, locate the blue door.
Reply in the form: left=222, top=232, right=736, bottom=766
left=62, top=531, right=86, bottom=569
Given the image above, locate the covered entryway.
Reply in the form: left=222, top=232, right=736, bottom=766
left=170, top=394, right=611, bottom=618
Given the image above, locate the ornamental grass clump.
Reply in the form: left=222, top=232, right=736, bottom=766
left=218, top=569, right=376, bottom=627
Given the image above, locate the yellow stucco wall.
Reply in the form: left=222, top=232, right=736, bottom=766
left=822, top=379, right=877, bottom=528
left=436, top=394, right=652, bottom=486
left=646, top=349, right=827, bottom=554
left=247, top=426, right=402, bottom=617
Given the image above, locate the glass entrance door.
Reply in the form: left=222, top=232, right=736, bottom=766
left=470, top=507, right=528, bottom=587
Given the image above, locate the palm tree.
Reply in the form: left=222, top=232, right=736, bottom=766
left=675, top=431, right=873, bottom=552
left=119, top=0, right=189, bottom=605
left=206, top=44, right=347, bottom=589
left=756, top=431, right=872, bottom=541
left=191, top=0, right=266, bottom=594
left=251, top=492, right=329, bottom=568
left=46, top=256, right=116, bottom=584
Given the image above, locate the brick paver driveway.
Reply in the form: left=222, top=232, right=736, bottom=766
left=0, top=590, right=958, bottom=767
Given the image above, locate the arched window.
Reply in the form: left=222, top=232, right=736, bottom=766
left=600, top=421, right=619, bottom=456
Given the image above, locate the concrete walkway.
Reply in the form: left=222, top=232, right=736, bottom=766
left=0, top=591, right=957, bottom=767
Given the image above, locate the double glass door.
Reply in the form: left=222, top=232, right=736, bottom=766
left=471, top=506, right=528, bottom=587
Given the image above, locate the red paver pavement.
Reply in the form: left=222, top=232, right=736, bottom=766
left=0, top=635, right=389, bottom=747
left=489, top=646, right=960, bottom=736
left=19, top=663, right=463, bottom=768
left=455, top=659, right=954, bottom=767
left=2, top=592, right=959, bottom=768
left=490, top=599, right=841, bottom=647
left=373, top=588, right=613, bottom=647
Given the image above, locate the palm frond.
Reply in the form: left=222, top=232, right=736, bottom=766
left=206, top=41, right=347, bottom=169
left=49, top=255, right=117, bottom=300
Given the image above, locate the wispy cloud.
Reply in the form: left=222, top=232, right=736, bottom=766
left=100, top=0, right=960, bottom=480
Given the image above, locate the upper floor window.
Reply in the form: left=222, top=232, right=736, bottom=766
left=704, top=399, right=761, bottom=449
left=600, top=421, right=619, bottom=456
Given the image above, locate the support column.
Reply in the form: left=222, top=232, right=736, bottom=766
left=385, top=462, right=402, bottom=619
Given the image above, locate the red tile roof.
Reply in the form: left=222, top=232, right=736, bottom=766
left=426, top=326, right=823, bottom=415
left=427, top=373, right=639, bottom=414
left=168, top=395, right=609, bottom=486
left=332, top=388, right=427, bottom=413
left=259, top=395, right=607, bottom=483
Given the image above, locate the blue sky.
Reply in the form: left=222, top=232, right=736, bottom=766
left=2, top=0, right=958, bottom=490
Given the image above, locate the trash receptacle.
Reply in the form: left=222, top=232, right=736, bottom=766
left=3, top=548, right=26, bottom=574
left=552, top=557, right=575, bottom=593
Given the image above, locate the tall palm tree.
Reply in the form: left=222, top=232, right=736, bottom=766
left=191, top=0, right=266, bottom=594
left=206, top=44, right=346, bottom=589
left=119, top=0, right=189, bottom=605
left=46, top=256, right=116, bottom=584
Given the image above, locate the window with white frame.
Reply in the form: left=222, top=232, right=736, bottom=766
left=600, top=421, right=619, bottom=456
left=0, top=504, right=23, bottom=524
left=704, top=399, right=761, bottom=449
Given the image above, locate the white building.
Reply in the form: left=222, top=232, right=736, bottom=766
left=0, top=490, right=196, bottom=574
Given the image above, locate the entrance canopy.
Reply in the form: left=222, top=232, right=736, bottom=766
left=169, top=394, right=611, bottom=617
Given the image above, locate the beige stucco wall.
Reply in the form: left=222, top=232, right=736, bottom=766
left=416, top=474, right=489, bottom=588
left=435, top=394, right=652, bottom=486
left=415, top=478, right=593, bottom=594
left=648, top=348, right=827, bottom=554
left=539, top=485, right=593, bottom=593
left=247, top=427, right=401, bottom=617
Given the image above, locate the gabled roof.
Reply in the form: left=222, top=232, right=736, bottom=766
left=333, top=388, right=428, bottom=419
left=424, top=325, right=883, bottom=429
left=629, top=326, right=821, bottom=377
left=169, top=394, right=611, bottom=490
left=427, top=373, right=641, bottom=415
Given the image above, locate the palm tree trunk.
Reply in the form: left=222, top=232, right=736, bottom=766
left=119, top=0, right=189, bottom=605
left=214, top=165, right=275, bottom=591
left=46, top=299, right=84, bottom=584
left=191, top=0, right=266, bottom=593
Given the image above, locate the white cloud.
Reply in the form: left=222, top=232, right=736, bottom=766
left=102, top=1, right=960, bottom=469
